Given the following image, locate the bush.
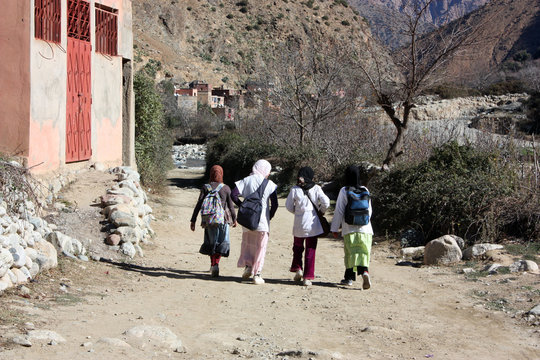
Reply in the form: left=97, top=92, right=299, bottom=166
left=429, top=84, right=481, bottom=99
left=134, top=72, right=173, bottom=188
left=523, top=91, right=540, bottom=134
left=205, top=132, right=276, bottom=186
left=483, top=80, right=526, bottom=95
left=372, top=142, right=517, bottom=243
left=513, top=50, right=531, bottom=62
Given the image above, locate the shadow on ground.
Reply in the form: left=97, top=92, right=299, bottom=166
left=99, top=258, right=350, bottom=289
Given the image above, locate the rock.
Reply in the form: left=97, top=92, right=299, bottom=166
left=92, top=162, right=107, bottom=172
left=528, top=304, right=540, bottom=316
left=106, top=234, right=122, bottom=246
left=509, top=260, right=539, bottom=273
left=0, top=247, right=14, bottom=277
left=27, top=330, right=66, bottom=343
left=399, top=229, right=424, bottom=248
left=11, top=268, right=30, bottom=284
left=97, top=337, right=131, bottom=347
left=101, top=194, right=132, bottom=207
left=424, top=235, right=462, bottom=265
left=448, top=235, right=465, bottom=249
left=33, top=239, right=58, bottom=271
left=18, top=285, right=31, bottom=296
left=485, top=264, right=503, bottom=274
left=46, top=231, right=73, bottom=254
left=124, top=325, right=183, bottom=351
left=12, top=336, right=32, bottom=347
left=121, top=242, right=136, bottom=258
left=461, top=268, right=475, bottom=274
left=114, top=226, right=143, bottom=244
left=462, top=244, right=503, bottom=260
left=400, top=246, right=425, bottom=260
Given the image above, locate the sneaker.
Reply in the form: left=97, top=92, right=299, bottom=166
left=242, top=266, right=252, bottom=280
left=253, top=274, right=265, bottom=285
left=303, top=279, right=312, bottom=286
left=340, top=279, right=353, bottom=286
left=362, top=272, right=371, bottom=290
left=211, top=265, right=219, bottom=277
left=293, top=269, right=303, bottom=282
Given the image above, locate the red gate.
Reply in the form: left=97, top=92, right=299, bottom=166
left=66, top=0, right=91, bottom=162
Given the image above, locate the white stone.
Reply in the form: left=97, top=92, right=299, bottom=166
left=124, top=325, right=182, bottom=350
left=10, top=244, right=27, bottom=268
left=33, top=239, right=58, bottom=271
left=97, top=338, right=131, bottom=347
left=26, top=330, right=66, bottom=343
left=528, top=304, right=540, bottom=316
left=509, top=260, right=539, bottom=273
left=121, top=242, right=136, bottom=258
left=11, top=267, right=29, bottom=284
left=400, top=246, right=425, bottom=260
left=424, top=235, right=462, bottom=265
left=0, top=247, right=14, bottom=277
left=462, top=244, right=503, bottom=260
left=25, top=247, right=38, bottom=261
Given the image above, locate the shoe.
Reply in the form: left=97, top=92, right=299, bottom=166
left=303, top=279, right=312, bottom=286
left=362, top=272, right=371, bottom=290
left=253, top=274, right=265, bottom=285
left=340, top=279, right=353, bottom=286
left=242, top=266, right=252, bottom=280
left=293, top=269, right=303, bottom=282
left=211, top=265, right=219, bottom=277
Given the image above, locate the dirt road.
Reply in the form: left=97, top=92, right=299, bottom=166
left=1, top=168, right=539, bottom=359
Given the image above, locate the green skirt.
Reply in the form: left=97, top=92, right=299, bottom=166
left=343, top=232, right=372, bottom=269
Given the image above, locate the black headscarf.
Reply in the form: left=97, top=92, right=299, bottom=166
left=344, top=165, right=361, bottom=188
left=297, top=166, right=315, bottom=190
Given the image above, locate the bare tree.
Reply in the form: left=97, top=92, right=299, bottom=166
left=254, top=38, right=362, bottom=148
left=355, top=0, right=487, bottom=169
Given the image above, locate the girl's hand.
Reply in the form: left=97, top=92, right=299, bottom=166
left=190, top=222, right=196, bottom=231
left=232, top=221, right=237, bottom=228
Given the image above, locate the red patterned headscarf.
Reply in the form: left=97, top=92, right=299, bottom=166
left=209, top=165, right=224, bottom=183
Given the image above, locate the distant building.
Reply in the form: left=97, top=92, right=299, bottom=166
left=212, top=85, right=245, bottom=108
left=212, top=107, right=235, bottom=122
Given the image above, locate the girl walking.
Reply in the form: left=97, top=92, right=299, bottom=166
left=285, top=167, right=330, bottom=286
left=190, top=165, right=237, bottom=277
left=330, top=165, right=373, bottom=289
left=232, top=159, right=278, bottom=285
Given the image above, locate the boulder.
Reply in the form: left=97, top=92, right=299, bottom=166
left=106, top=234, right=122, bottom=246
left=462, top=243, right=503, bottom=260
left=509, top=260, right=539, bottom=273
left=124, top=325, right=183, bottom=351
left=9, top=244, right=27, bottom=268
left=424, top=235, right=462, bottom=265
left=448, top=235, right=465, bottom=249
left=121, top=242, right=136, bottom=258
left=0, top=248, right=14, bottom=277
left=33, top=240, right=58, bottom=271
left=400, top=246, right=425, bottom=260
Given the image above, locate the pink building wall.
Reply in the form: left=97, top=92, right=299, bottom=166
left=0, top=2, right=31, bottom=159
left=0, top=0, right=134, bottom=174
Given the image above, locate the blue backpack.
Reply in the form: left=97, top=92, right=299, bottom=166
left=344, top=186, right=370, bottom=226
left=237, top=179, right=269, bottom=230
left=200, top=183, right=225, bottom=227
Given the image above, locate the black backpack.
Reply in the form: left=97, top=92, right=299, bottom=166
left=236, top=179, right=269, bottom=231
left=344, top=186, right=370, bottom=226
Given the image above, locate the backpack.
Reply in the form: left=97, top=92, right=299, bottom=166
left=200, top=183, right=225, bottom=227
left=236, top=179, right=269, bottom=231
left=344, top=186, right=370, bottom=226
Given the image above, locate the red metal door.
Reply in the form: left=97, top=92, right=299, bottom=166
left=66, top=0, right=91, bottom=162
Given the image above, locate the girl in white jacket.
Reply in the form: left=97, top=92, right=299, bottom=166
left=285, top=167, right=330, bottom=286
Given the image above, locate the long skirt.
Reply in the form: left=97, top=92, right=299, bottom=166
left=237, top=230, right=269, bottom=276
left=199, top=224, right=230, bottom=257
left=343, top=232, right=372, bottom=269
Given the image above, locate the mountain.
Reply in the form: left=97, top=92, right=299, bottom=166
left=432, top=0, right=540, bottom=83
left=132, top=0, right=378, bottom=87
left=348, top=0, right=490, bottom=47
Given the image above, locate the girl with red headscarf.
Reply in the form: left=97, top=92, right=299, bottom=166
left=191, top=165, right=237, bottom=277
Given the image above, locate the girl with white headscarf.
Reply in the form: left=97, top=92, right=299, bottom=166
left=231, top=159, right=278, bottom=285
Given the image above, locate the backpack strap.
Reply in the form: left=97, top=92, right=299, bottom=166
left=302, top=188, right=318, bottom=211
left=257, top=178, right=269, bottom=198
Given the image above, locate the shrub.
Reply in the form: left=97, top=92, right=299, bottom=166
left=372, top=142, right=517, bottom=243
left=205, top=132, right=276, bottom=186
left=429, top=84, right=481, bottom=99
left=334, top=0, right=349, bottom=7
left=513, top=50, right=531, bottom=62
left=239, top=7, right=248, bottom=13
left=483, top=80, right=526, bottom=95
left=134, top=71, right=173, bottom=188
left=522, top=91, right=540, bottom=134
left=236, top=0, right=248, bottom=6
left=341, top=20, right=350, bottom=26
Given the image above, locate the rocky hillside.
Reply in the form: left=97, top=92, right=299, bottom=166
left=133, top=0, right=377, bottom=87
left=348, top=0, right=490, bottom=47
left=434, top=0, right=540, bottom=83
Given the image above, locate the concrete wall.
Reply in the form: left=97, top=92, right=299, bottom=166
left=0, top=2, right=31, bottom=159
left=28, top=0, right=68, bottom=172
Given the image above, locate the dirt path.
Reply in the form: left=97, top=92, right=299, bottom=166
left=1, top=168, right=539, bottom=359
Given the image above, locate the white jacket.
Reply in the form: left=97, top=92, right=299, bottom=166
left=330, top=186, right=373, bottom=236
left=285, top=185, right=330, bottom=238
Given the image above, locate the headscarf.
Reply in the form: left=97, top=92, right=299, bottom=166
left=344, top=165, right=361, bottom=188
left=251, top=159, right=272, bottom=178
left=297, top=166, right=315, bottom=190
left=209, top=165, right=224, bottom=183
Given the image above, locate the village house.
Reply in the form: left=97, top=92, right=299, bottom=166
left=0, top=0, right=135, bottom=175
left=174, top=87, right=198, bottom=116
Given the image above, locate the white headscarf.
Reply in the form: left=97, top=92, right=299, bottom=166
left=251, top=159, right=272, bottom=177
